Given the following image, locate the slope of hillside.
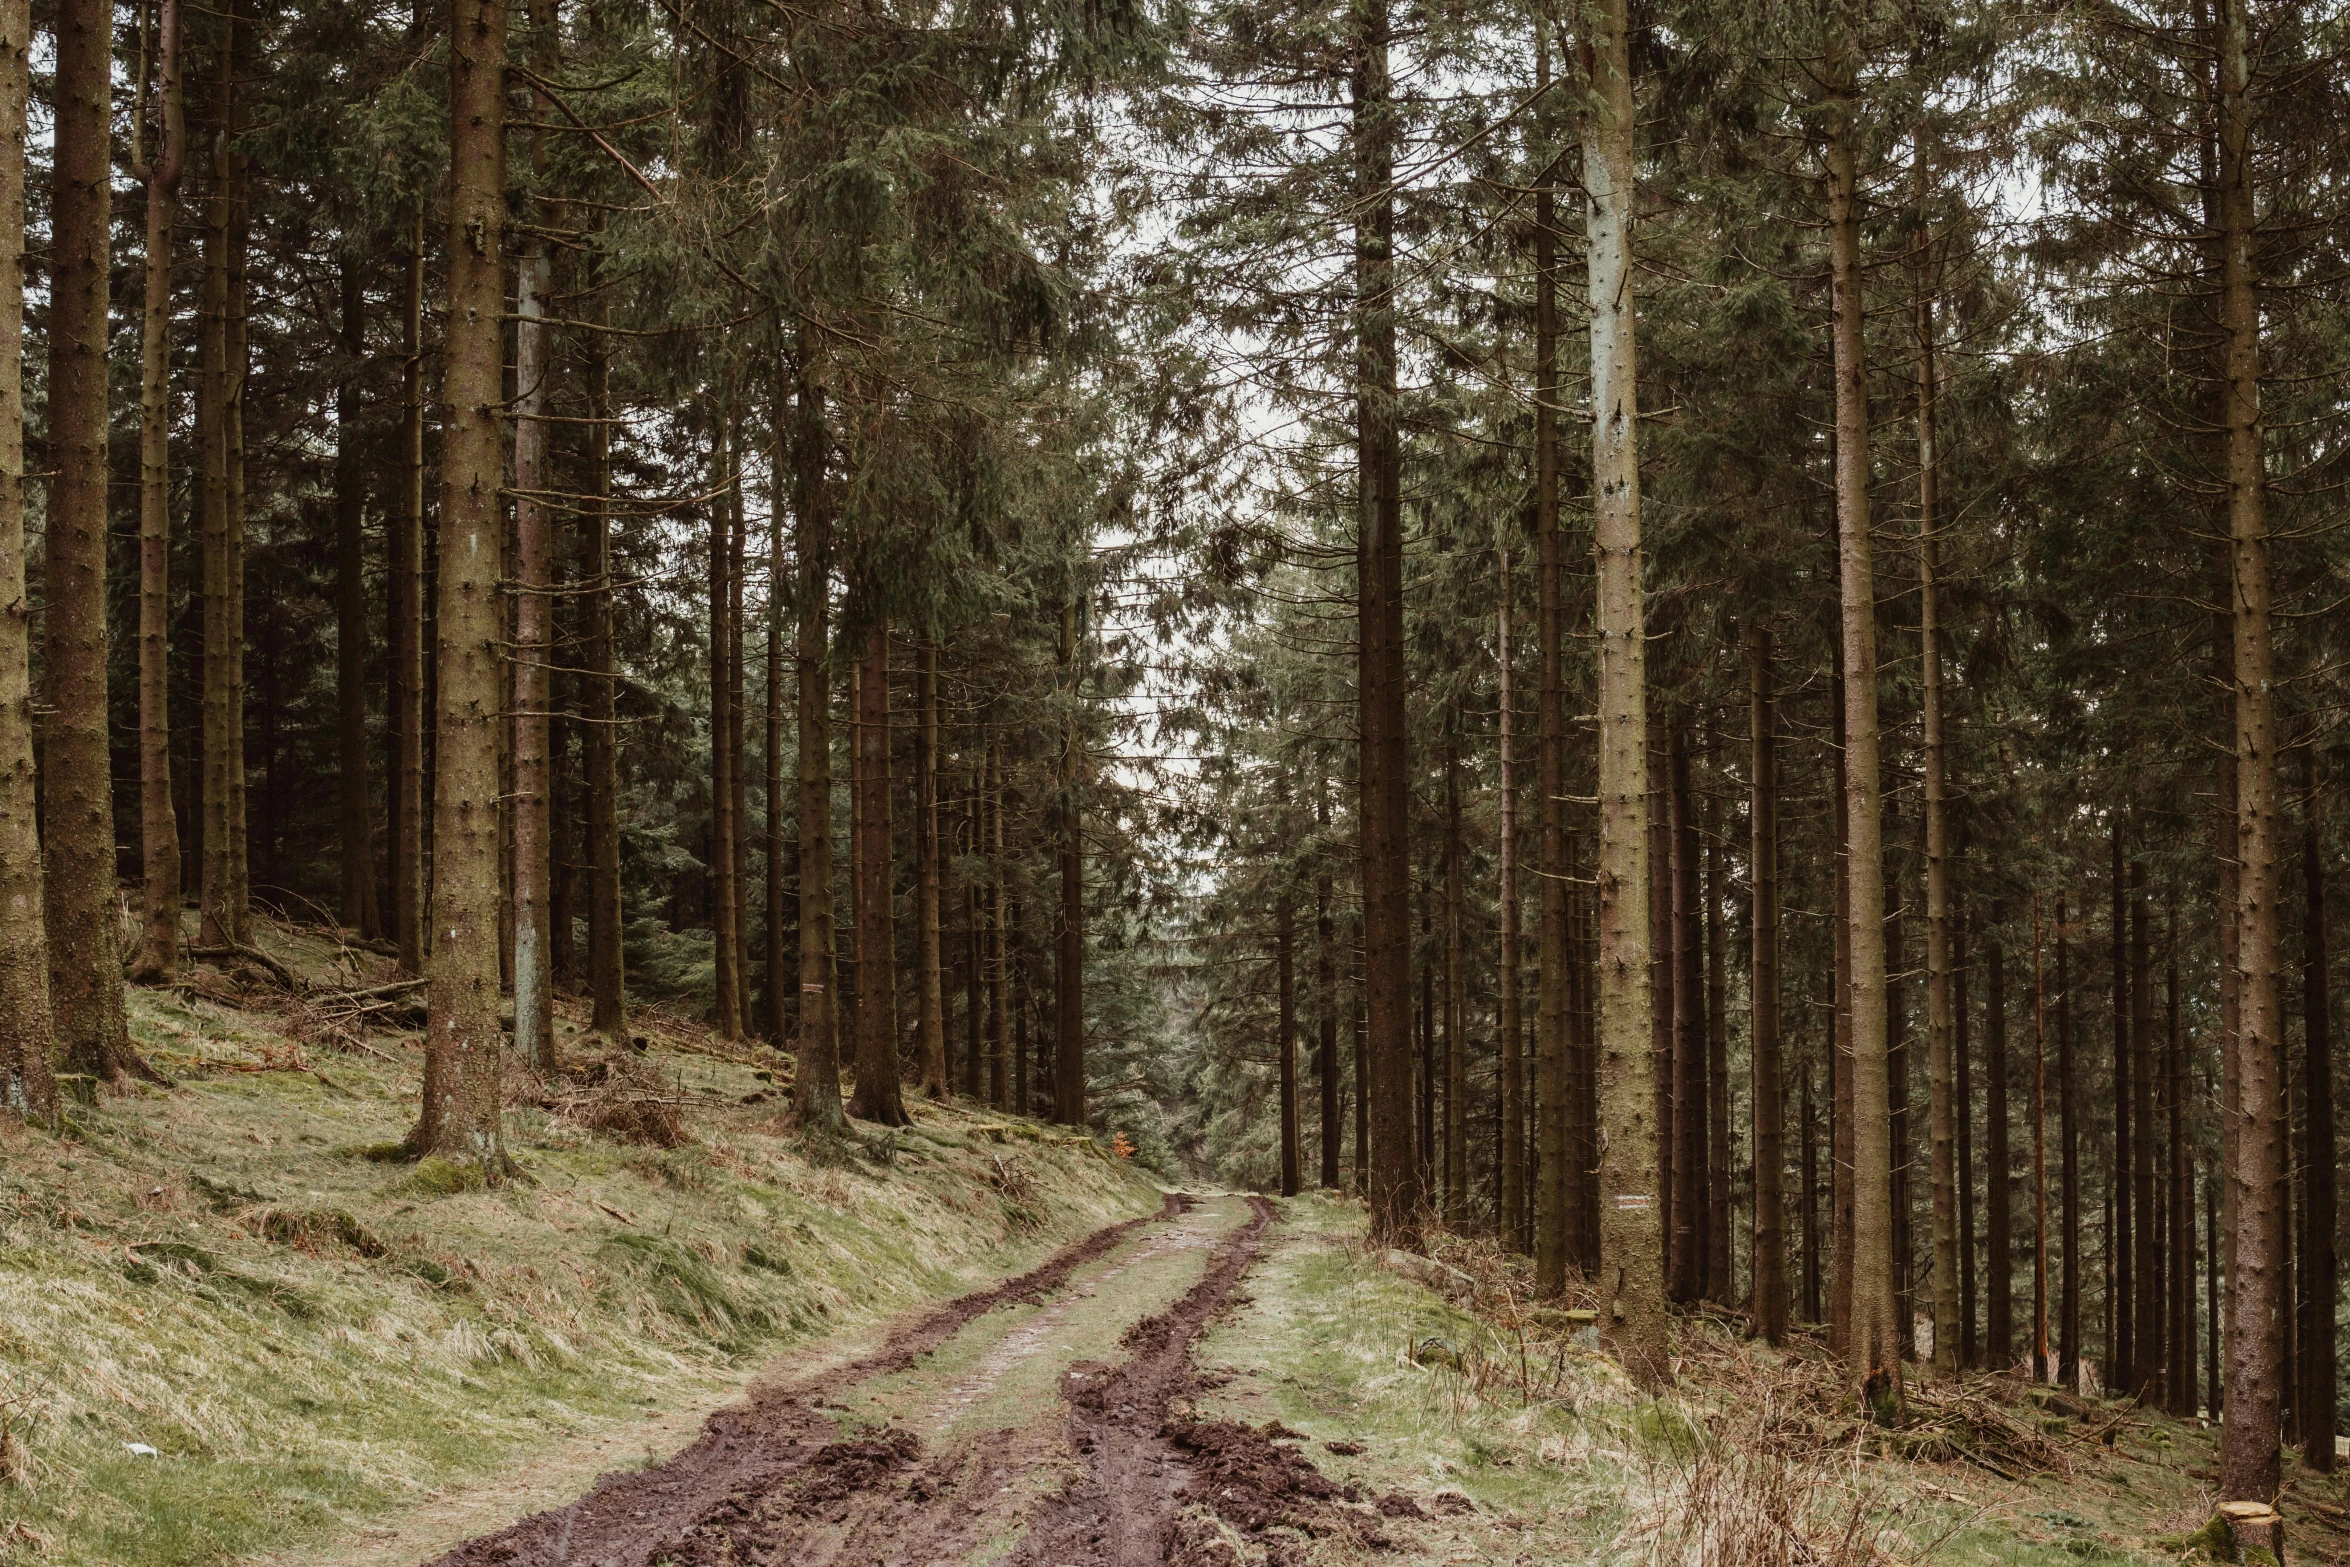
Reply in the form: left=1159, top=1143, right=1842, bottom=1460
left=0, top=926, right=1161, bottom=1567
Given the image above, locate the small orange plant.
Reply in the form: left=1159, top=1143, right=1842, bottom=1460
left=1111, top=1132, right=1136, bottom=1159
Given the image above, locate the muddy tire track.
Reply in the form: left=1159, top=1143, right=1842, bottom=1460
left=1013, top=1194, right=1389, bottom=1567
left=424, top=1193, right=1186, bottom=1567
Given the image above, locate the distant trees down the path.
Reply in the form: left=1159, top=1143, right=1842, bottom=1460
left=0, top=0, right=2345, bottom=1519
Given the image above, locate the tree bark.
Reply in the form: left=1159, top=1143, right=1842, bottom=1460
left=1827, top=30, right=1899, bottom=1414
left=917, top=648, right=948, bottom=1096
left=45, top=0, right=146, bottom=1084
left=509, top=0, right=557, bottom=1068
left=1444, top=741, right=1467, bottom=1223
left=709, top=423, right=743, bottom=1042
left=2217, top=0, right=2284, bottom=1502
left=0, top=0, right=53, bottom=1120
left=765, top=400, right=789, bottom=1046
left=2114, top=824, right=2135, bottom=1391
left=792, top=358, right=843, bottom=1131
left=2061, top=902, right=2081, bottom=1387
left=582, top=236, right=624, bottom=1036
left=410, top=0, right=512, bottom=1171
left=2171, top=899, right=2200, bottom=1417
left=849, top=622, right=907, bottom=1126
left=1585, top=0, right=1664, bottom=1387
left=2033, top=897, right=2050, bottom=1383
left=394, top=208, right=429, bottom=979
left=1352, top=0, right=1416, bottom=1245
left=1528, top=0, right=1562, bottom=1294
left=2134, top=858, right=2161, bottom=1400
left=1749, top=627, right=1785, bottom=1342
left=1958, top=910, right=1977, bottom=1366
left=988, top=741, right=1009, bottom=1109
left=133, top=0, right=187, bottom=985
left=1055, top=600, right=1086, bottom=1125
left=335, top=239, right=380, bottom=944
left=1916, top=149, right=1960, bottom=1385
left=1987, top=918, right=2010, bottom=1369
left=2300, top=746, right=2333, bottom=1469
left=1319, top=788, right=1341, bottom=1189
left=1278, top=864, right=1301, bottom=1197
left=220, top=0, right=252, bottom=946
left=1706, top=794, right=1730, bottom=1303
left=1669, top=724, right=1703, bottom=1303
left=1498, top=540, right=1523, bottom=1248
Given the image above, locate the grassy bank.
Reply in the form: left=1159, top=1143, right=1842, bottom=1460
left=0, top=938, right=1161, bottom=1567
left=1194, top=1195, right=2309, bottom=1566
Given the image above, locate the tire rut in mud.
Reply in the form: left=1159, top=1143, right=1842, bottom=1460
left=1012, top=1194, right=1394, bottom=1567
left=423, top=1193, right=1187, bottom=1567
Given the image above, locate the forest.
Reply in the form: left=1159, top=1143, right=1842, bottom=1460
left=0, top=0, right=2344, bottom=1560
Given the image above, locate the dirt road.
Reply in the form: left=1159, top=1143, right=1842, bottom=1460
left=423, top=1191, right=1393, bottom=1567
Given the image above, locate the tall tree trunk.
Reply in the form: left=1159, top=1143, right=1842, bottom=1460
left=582, top=238, right=624, bottom=1036
left=792, top=359, right=842, bottom=1130
left=988, top=742, right=1009, bottom=1109
left=133, top=0, right=186, bottom=984
left=45, top=0, right=145, bottom=1084
left=2300, top=746, right=2334, bottom=1470
left=410, top=0, right=511, bottom=1170
left=1319, top=789, right=1341, bottom=1189
left=1498, top=539, right=1524, bottom=1248
left=709, top=424, right=743, bottom=1041
left=849, top=622, right=907, bottom=1126
left=1828, top=25, right=1899, bottom=1415
left=0, top=0, right=53, bottom=1119
left=917, top=648, right=948, bottom=1096
left=1585, top=0, right=1663, bottom=1387
left=394, top=208, right=429, bottom=979
left=1804, top=1042, right=1823, bottom=1323
left=728, top=484, right=750, bottom=1031
left=1749, top=627, right=1786, bottom=1342
left=1831, top=659, right=1854, bottom=1354
left=1528, top=0, right=1563, bottom=1292
left=1353, top=935, right=1369, bottom=1195
left=509, top=0, right=557, bottom=1067
left=335, top=238, right=379, bottom=943
left=2134, top=859, right=2161, bottom=1400
left=2061, top=902, right=2081, bottom=1387
left=220, top=1, right=252, bottom=946
left=1916, top=152, right=1961, bottom=1385
left=1278, top=866, right=1301, bottom=1196
left=1055, top=600, right=1085, bottom=1125
left=1352, top=0, right=1415, bottom=1243
left=1444, top=742, right=1467, bottom=1222
left=1706, top=796, right=1730, bottom=1302
left=2217, top=0, right=2284, bottom=1501
left=2033, top=896, right=2051, bottom=1383
left=1652, top=728, right=1675, bottom=1285
left=2114, top=824, right=2135, bottom=1391
left=1891, top=880, right=1913, bottom=1357
left=1987, top=917, right=2011, bottom=1367
left=197, top=5, right=235, bottom=951
left=1669, top=724, right=1703, bottom=1302
left=2172, top=898, right=2200, bottom=1417
left=765, top=403, right=789, bottom=1046
left=1958, top=910, right=1977, bottom=1366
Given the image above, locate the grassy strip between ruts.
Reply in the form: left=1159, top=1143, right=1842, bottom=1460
left=1188, top=1194, right=2256, bottom=1566
left=0, top=970, right=1162, bottom=1567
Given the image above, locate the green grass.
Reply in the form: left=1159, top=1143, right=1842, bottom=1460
left=1195, top=1195, right=2198, bottom=1566
left=0, top=937, right=1161, bottom=1567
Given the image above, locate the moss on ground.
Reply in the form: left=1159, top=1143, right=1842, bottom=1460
left=0, top=931, right=1160, bottom=1567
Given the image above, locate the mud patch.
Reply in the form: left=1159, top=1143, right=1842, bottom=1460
left=423, top=1193, right=1184, bottom=1567
left=1013, top=1195, right=1393, bottom=1567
